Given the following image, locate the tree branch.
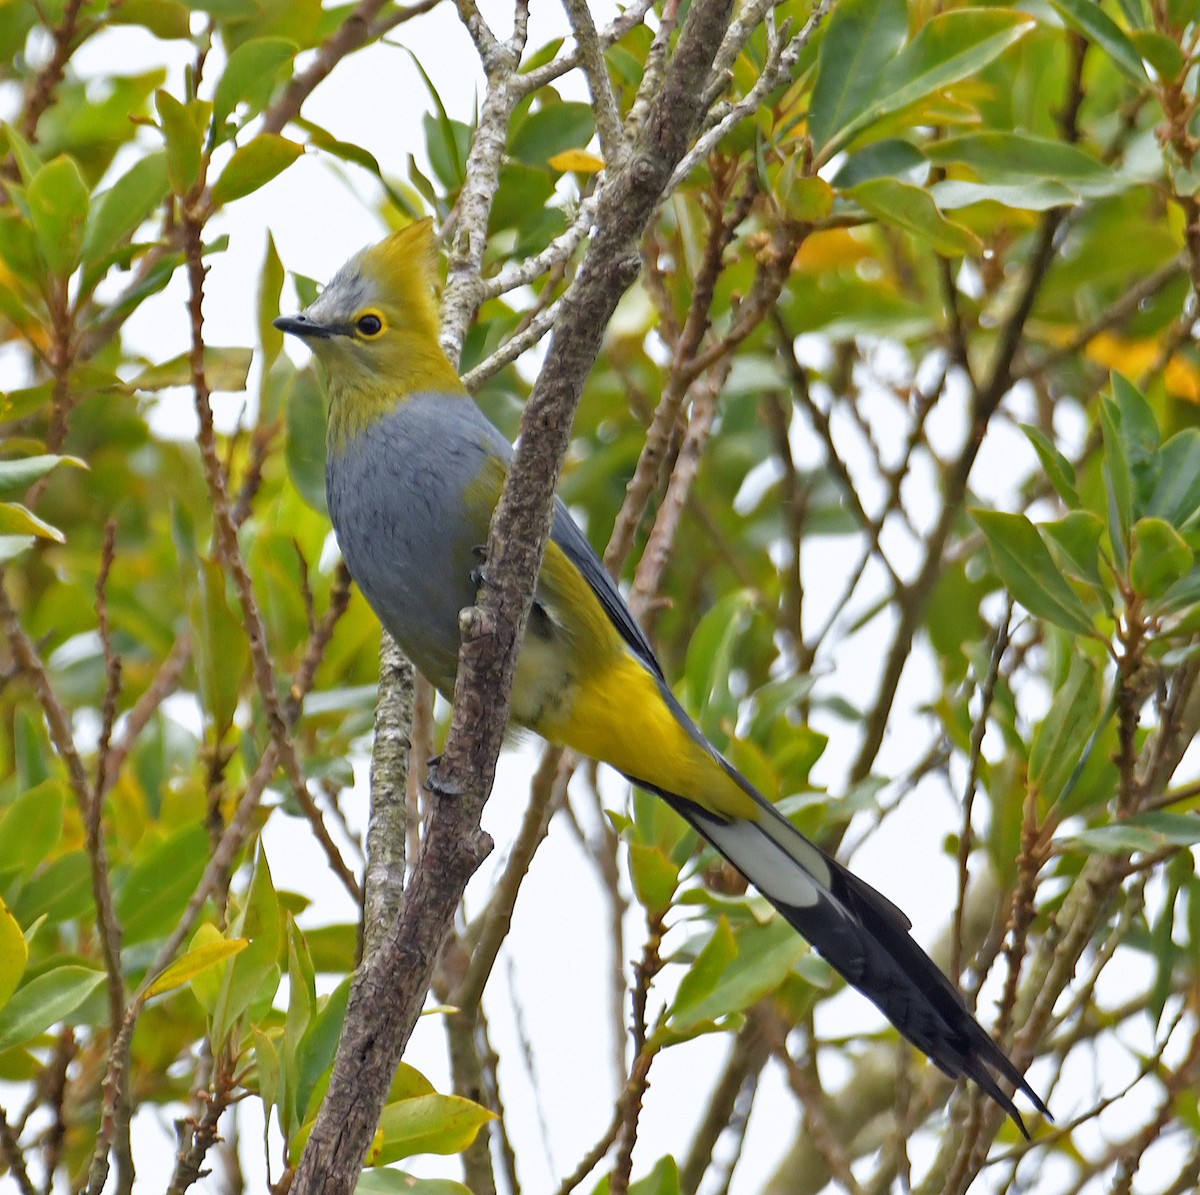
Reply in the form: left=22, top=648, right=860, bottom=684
left=290, top=3, right=736, bottom=1188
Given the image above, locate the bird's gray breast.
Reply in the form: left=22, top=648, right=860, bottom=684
left=326, top=393, right=507, bottom=694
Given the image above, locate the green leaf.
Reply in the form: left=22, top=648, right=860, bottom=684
left=926, top=133, right=1122, bottom=197
left=186, top=923, right=229, bottom=1013
left=628, top=844, right=679, bottom=917
left=11, top=852, right=93, bottom=925
left=285, top=365, right=329, bottom=514
left=1021, top=423, right=1080, bottom=508
left=1131, top=517, right=1193, bottom=600
left=254, top=1025, right=284, bottom=1123
left=0, top=453, right=86, bottom=499
left=667, top=917, right=737, bottom=1032
left=848, top=178, right=981, bottom=256
left=808, top=0, right=908, bottom=153
left=369, top=1094, right=496, bottom=1165
left=0, top=897, right=27, bottom=1012
left=212, top=847, right=281, bottom=1044
left=191, top=556, right=248, bottom=734
left=128, top=347, right=252, bottom=392
left=258, top=232, right=285, bottom=370
left=1101, top=374, right=1159, bottom=545
left=509, top=101, right=596, bottom=167
left=630, top=1156, right=681, bottom=1195
left=0, top=966, right=105, bottom=1053
left=0, top=502, right=66, bottom=543
left=296, top=977, right=351, bottom=1122
left=972, top=509, right=1098, bottom=636
left=490, top=161, right=557, bottom=233
left=1029, top=652, right=1100, bottom=803
left=0, top=779, right=66, bottom=875
left=4, top=125, right=42, bottom=184
left=1063, top=812, right=1200, bottom=855
left=301, top=922, right=359, bottom=973
left=81, top=153, right=170, bottom=281
left=774, top=168, right=834, bottom=223
left=147, top=937, right=249, bottom=997
left=115, top=823, right=210, bottom=944
left=156, top=89, right=205, bottom=194
left=1130, top=29, right=1185, bottom=80
left=109, top=0, right=192, bottom=40
left=1041, top=511, right=1106, bottom=591
left=212, top=37, right=298, bottom=136
left=26, top=156, right=89, bottom=277
left=355, top=1173, right=473, bottom=1195
left=211, top=134, right=304, bottom=205
left=822, top=9, right=1035, bottom=161
left=663, top=916, right=807, bottom=1037
left=830, top=139, right=926, bottom=188
left=681, top=589, right=755, bottom=738
left=931, top=178, right=1082, bottom=212
left=283, top=918, right=316, bottom=1128
left=1049, top=0, right=1146, bottom=82
left=1149, top=428, right=1200, bottom=528
left=1100, top=397, right=1133, bottom=552
left=1112, top=373, right=1160, bottom=484
left=925, top=560, right=989, bottom=679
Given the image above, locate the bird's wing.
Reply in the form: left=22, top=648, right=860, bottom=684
left=549, top=501, right=665, bottom=680
left=461, top=406, right=662, bottom=679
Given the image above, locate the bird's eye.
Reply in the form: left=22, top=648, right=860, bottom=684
left=356, top=312, right=384, bottom=337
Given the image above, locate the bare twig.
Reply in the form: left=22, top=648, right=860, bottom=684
left=952, top=601, right=1012, bottom=981
left=0, top=1105, right=35, bottom=1195
left=441, top=0, right=531, bottom=357
left=562, top=0, right=628, bottom=168
left=456, top=746, right=572, bottom=1011
left=261, top=0, right=442, bottom=136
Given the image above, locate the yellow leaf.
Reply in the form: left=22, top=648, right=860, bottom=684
left=149, top=935, right=249, bottom=997
left=1166, top=356, right=1200, bottom=402
left=794, top=228, right=872, bottom=272
left=1080, top=332, right=1200, bottom=402
left=0, top=896, right=27, bottom=1011
left=547, top=149, right=605, bottom=174
left=1084, top=331, right=1159, bottom=377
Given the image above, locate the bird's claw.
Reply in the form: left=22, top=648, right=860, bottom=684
left=469, top=546, right=493, bottom=591
left=425, top=755, right=465, bottom=798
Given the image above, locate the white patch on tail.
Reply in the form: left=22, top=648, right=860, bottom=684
left=689, top=809, right=828, bottom=909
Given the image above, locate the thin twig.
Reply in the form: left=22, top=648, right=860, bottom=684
left=456, top=746, right=572, bottom=1011
left=952, top=601, right=1012, bottom=981
left=183, top=209, right=362, bottom=902
left=562, top=0, right=628, bottom=168
left=0, top=1105, right=35, bottom=1195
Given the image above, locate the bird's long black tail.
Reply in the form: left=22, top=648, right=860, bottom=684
left=653, top=785, right=1049, bottom=1137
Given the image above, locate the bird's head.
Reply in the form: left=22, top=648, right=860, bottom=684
left=274, top=217, right=462, bottom=406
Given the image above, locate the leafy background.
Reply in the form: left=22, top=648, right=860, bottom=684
left=3, top=0, right=1200, bottom=1193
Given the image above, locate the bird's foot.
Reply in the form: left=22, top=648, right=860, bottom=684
left=469, top=544, right=492, bottom=592
left=425, top=755, right=466, bottom=798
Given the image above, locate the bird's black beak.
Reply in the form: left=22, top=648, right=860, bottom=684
left=274, top=314, right=334, bottom=339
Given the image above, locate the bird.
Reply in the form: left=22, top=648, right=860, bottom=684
left=275, top=218, right=1048, bottom=1137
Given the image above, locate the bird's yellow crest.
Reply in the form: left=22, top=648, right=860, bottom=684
left=358, top=218, right=442, bottom=339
